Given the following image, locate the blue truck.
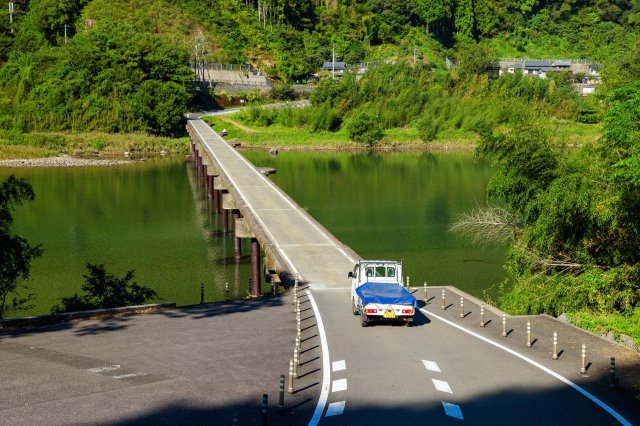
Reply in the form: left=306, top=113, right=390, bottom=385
left=348, top=260, right=417, bottom=327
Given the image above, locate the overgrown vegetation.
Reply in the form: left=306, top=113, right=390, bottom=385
left=452, top=81, right=640, bottom=345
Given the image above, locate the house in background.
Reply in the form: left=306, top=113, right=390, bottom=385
left=321, top=61, right=347, bottom=77
left=501, top=60, right=572, bottom=78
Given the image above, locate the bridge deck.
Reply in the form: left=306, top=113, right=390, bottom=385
left=189, top=118, right=356, bottom=289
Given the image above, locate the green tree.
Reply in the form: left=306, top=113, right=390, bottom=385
left=53, top=263, right=158, bottom=313
left=0, top=176, right=44, bottom=319
left=454, top=0, right=476, bottom=42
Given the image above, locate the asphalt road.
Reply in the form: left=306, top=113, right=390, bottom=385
left=307, top=287, right=639, bottom=425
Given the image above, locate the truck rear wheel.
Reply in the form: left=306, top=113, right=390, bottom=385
left=360, top=313, right=368, bottom=327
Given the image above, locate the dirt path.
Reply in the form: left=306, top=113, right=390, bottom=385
left=217, top=116, right=258, bottom=133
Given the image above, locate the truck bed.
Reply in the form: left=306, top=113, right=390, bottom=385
left=355, top=282, right=417, bottom=307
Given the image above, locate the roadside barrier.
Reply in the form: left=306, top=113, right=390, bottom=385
left=480, top=305, right=485, bottom=327
left=526, top=321, right=532, bottom=347
left=441, top=289, right=446, bottom=310
left=288, top=359, right=294, bottom=393
left=553, top=332, right=558, bottom=359
left=261, top=394, right=268, bottom=426
left=459, top=297, right=464, bottom=318
left=293, top=347, right=299, bottom=378
left=609, top=358, right=616, bottom=389
left=278, top=375, right=285, bottom=411
left=581, top=344, right=587, bottom=374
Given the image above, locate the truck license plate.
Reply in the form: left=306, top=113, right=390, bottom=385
left=383, top=310, right=396, bottom=319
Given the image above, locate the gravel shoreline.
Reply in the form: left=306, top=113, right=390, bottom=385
left=0, top=156, right=135, bottom=168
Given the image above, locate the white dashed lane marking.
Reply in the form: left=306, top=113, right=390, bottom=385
left=332, top=378, right=347, bottom=392
left=326, top=401, right=346, bottom=417
left=442, top=402, right=464, bottom=420
left=422, top=360, right=441, bottom=373
left=422, top=359, right=464, bottom=420
left=325, top=359, right=347, bottom=417
left=432, top=379, right=453, bottom=394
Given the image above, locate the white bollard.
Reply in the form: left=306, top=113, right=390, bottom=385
left=480, top=305, right=485, bottom=327
left=502, top=313, right=507, bottom=337
left=552, top=331, right=558, bottom=359
left=581, top=344, right=587, bottom=374
left=526, top=321, right=531, bottom=347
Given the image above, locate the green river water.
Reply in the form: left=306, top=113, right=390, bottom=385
left=0, top=151, right=506, bottom=317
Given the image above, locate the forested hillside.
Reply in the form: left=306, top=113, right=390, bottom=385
left=0, top=0, right=638, bottom=142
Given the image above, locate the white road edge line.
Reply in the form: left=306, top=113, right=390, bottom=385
left=421, top=308, right=632, bottom=426
left=307, top=290, right=331, bottom=426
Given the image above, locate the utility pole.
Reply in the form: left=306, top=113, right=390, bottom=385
left=332, top=44, right=335, bottom=80
left=194, top=38, right=200, bottom=82
left=8, top=1, right=14, bottom=34
left=200, top=39, right=206, bottom=82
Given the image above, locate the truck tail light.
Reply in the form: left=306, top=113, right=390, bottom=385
left=365, top=308, right=378, bottom=314
left=402, top=309, right=414, bottom=314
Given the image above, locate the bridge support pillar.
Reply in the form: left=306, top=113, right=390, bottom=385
left=221, top=204, right=228, bottom=233
left=251, top=237, right=261, bottom=297
left=233, top=210, right=242, bottom=260
left=213, top=177, right=226, bottom=214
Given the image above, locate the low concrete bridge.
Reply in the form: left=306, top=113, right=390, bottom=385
left=187, top=117, right=358, bottom=294
left=187, top=118, right=639, bottom=425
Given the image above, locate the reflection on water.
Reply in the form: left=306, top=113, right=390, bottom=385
left=243, top=150, right=507, bottom=299
left=1, top=151, right=506, bottom=317
left=0, top=158, right=254, bottom=318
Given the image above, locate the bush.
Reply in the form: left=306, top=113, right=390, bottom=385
left=345, top=111, right=383, bottom=145
left=269, top=83, right=296, bottom=101
left=415, top=116, right=439, bottom=142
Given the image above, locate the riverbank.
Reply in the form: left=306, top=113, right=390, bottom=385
left=0, top=156, right=135, bottom=168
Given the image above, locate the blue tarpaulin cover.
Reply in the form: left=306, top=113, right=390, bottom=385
left=355, top=282, right=417, bottom=307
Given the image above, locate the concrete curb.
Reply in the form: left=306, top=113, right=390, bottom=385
left=0, top=302, right=176, bottom=330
